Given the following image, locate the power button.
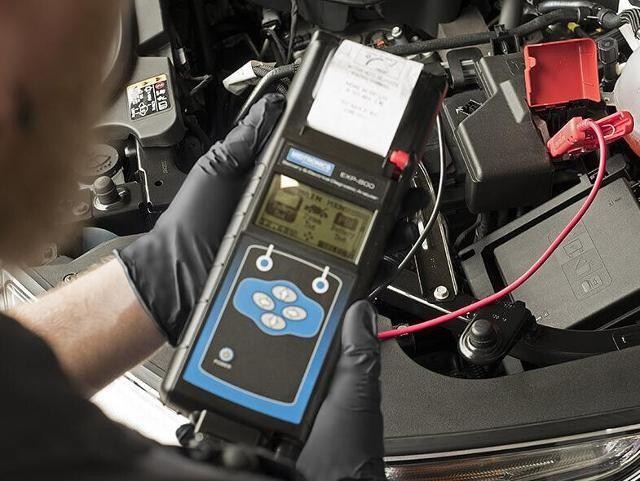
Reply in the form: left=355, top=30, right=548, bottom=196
left=219, top=347, right=235, bottom=363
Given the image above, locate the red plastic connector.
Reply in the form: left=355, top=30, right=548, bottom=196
left=547, top=111, right=634, bottom=158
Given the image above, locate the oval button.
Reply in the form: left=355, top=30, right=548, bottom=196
left=282, top=306, right=307, bottom=321
left=272, top=285, right=298, bottom=303
left=252, top=292, right=275, bottom=311
left=261, top=313, right=286, bottom=330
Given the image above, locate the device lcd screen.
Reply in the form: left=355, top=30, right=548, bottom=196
left=255, top=174, right=374, bottom=262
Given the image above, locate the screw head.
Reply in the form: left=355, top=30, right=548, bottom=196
left=433, top=285, right=450, bottom=301
left=391, top=26, right=403, bottom=39
left=63, top=273, right=77, bottom=283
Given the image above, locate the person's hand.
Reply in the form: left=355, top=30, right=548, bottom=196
left=116, top=94, right=285, bottom=344
left=297, top=300, right=385, bottom=481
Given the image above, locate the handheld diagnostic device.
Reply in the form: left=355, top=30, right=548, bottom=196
left=162, top=32, right=446, bottom=446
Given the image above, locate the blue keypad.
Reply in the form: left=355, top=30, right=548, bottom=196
left=233, top=278, right=325, bottom=337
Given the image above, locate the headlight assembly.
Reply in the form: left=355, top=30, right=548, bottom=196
left=386, top=431, right=640, bottom=481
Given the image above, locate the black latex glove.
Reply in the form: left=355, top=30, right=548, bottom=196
left=116, top=94, right=285, bottom=345
left=297, top=300, right=385, bottom=481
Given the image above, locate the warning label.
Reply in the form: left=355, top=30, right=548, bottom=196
left=127, top=74, right=172, bottom=121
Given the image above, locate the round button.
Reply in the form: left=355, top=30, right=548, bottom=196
left=219, top=347, right=235, bottom=363
left=261, top=313, right=286, bottom=330
left=312, top=277, right=329, bottom=294
left=272, top=285, right=297, bottom=303
left=256, top=255, right=273, bottom=272
left=282, top=306, right=307, bottom=321
left=252, top=292, right=275, bottom=311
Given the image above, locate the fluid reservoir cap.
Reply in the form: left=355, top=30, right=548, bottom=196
left=468, top=318, right=498, bottom=349
left=76, top=144, right=121, bottom=183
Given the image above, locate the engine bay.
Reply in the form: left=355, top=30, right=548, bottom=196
left=4, top=0, right=640, bottom=452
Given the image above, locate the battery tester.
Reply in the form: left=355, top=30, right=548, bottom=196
left=162, top=31, right=447, bottom=446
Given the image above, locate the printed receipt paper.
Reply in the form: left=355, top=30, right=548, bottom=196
left=307, top=40, right=423, bottom=157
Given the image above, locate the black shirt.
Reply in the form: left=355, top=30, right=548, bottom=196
left=0, top=313, right=276, bottom=481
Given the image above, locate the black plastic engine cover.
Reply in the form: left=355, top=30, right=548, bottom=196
left=442, top=53, right=553, bottom=213
left=494, top=178, right=640, bottom=330
left=459, top=157, right=640, bottom=330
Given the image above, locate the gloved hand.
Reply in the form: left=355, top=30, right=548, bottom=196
left=297, top=300, right=385, bottom=481
left=116, top=94, right=285, bottom=345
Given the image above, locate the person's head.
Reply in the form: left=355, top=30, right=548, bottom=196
left=0, top=1, right=122, bottom=261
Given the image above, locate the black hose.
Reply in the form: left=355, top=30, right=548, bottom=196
left=384, top=8, right=583, bottom=56
left=184, top=115, right=212, bottom=147
left=286, top=0, right=299, bottom=63
left=384, top=31, right=501, bottom=56
left=599, top=9, right=625, bottom=30
left=251, top=62, right=276, bottom=78
left=191, top=0, right=215, bottom=73
left=537, top=1, right=624, bottom=29
left=537, top=0, right=598, bottom=13
left=510, top=7, right=584, bottom=35
left=454, top=215, right=482, bottom=251
left=499, top=0, right=525, bottom=29
left=266, top=28, right=287, bottom=66
left=250, top=62, right=292, bottom=94
left=475, top=212, right=495, bottom=240
left=233, top=63, right=300, bottom=125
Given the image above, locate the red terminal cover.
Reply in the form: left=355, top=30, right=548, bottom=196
left=524, top=38, right=601, bottom=108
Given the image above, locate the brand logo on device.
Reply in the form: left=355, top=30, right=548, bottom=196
left=286, top=148, right=335, bottom=176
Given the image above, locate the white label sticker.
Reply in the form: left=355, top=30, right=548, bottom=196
left=306, top=40, right=423, bottom=156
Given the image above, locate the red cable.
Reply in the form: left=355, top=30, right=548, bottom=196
left=378, top=119, right=608, bottom=341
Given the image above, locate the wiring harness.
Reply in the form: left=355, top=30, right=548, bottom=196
left=620, top=8, right=640, bottom=39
